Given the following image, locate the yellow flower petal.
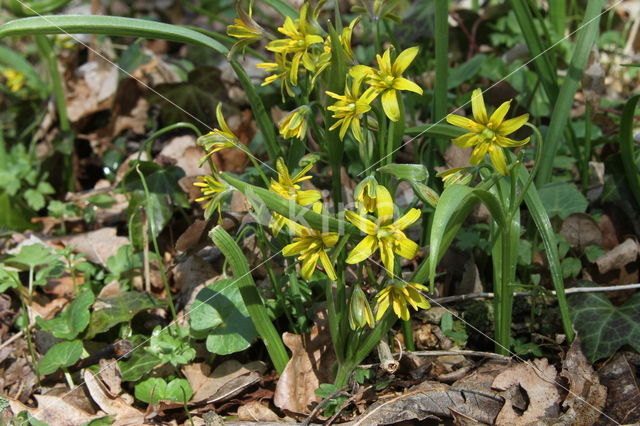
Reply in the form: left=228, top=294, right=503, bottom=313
left=489, top=145, right=508, bottom=175
left=349, top=65, right=374, bottom=79
left=394, top=236, right=419, bottom=259
left=319, top=250, right=337, bottom=280
left=375, top=186, right=394, bottom=224
left=495, top=135, right=530, bottom=148
left=469, top=142, right=490, bottom=165
left=392, top=46, right=419, bottom=75
left=381, top=90, right=400, bottom=122
left=498, top=113, right=529, bottom=136
left=300, top=251, right=319, bottom=280
left=322, top=232, right=339, bottom=247
left=471, top=89, right=488, bottom=124
left=452, top=132, right=479, bottom=148
left=392, top=208, right=420, bottom=230
left=446, top=114, right=484, bottom=133
left=296, top=189, right=321, bottom=206
left=346, top=235, right=378, bottom=264
left=379, top=239, right=395, bottom=274
left=283, top=240, right=308, bottom=256
left=375, top=292, right=390, bottom=321
left=488, top=100, right=511, bottom=127
left=392, top=77, right=423, bottom=94
left=345, top=211, right=377, bottom=235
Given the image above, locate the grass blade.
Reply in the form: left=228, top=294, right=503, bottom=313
left=0, top=15, right=228, bottom=54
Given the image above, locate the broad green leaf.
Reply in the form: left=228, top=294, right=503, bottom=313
left=570, top=284, right=640, bottom=362
left=83, top=416, right=115, bottom=426
left=190, top=279, right=257, bottom=355
left=164, top=378, right=192, bottom=403
left=0, top=15, right=228, bottom=54
left=377, top=163, right=429, bottom=182
left=134, top=377, right=167, bottom=404
left=36, top=290, right=94, bottom=339
left=147, top=325, right=195, bottom=366
left=537, top=182, right=588, bottom=219
left=6, top=243, right=58, bottom=269
left=448, top=54, right=486, bottom=89
left=85, top=292, right=165, bottom=339
left=0, top=191, right=34, bottom=232
left=38, top=340, right=83, bottom=375
left=0, top=264, right=20, bottom=293
left=122, top=162, right=187, bottom=203
left=127, top=191, right=173, bottom=249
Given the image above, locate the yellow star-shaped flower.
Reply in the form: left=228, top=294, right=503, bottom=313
left=446, top=88, right=530, bottom=175
left=376, top=281, right=430, bottom=321
left=350, top=46, right=423, bottom=121
left=345, top=186, right=420, bottom=275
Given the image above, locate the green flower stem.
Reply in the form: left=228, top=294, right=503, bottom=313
left=135, top=164, right=177, bottom=322
left=35, top=35, right=74, bottom=192
left=209, top=226, right=289, bottom=373
left=402, top=319, right=415, bottom=351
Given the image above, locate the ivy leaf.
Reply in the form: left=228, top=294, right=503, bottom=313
left=85, top=292, right=165, bottom=339
left=38, top=340, right=83, bottom=375
left=538, top=182, right=588, bottom=219
left=570, top=283, right=640, bottom=362
left=189, top=279, right=257, bottom=355
left=36, top=290, right=95, bottom=339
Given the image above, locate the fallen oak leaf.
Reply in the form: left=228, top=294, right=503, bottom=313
left=7, top=394, right=100, bottom=425
left=182, top=360, right=266, bottom=404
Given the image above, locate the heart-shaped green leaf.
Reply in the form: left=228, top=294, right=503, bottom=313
left=36, top=290, right=94, bottom=339
left=85, top=292, right=165, bottom=339
left=38, top=340, right=83, bottom=375
left=538, top=182, right=588, bottom=219
left=190, top=279, right=258, bottom=355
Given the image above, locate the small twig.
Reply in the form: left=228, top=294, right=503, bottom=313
left=359, top=349, right=510, bottom=369
left=0, top=327, right=31, bottom=350
left=433, top=283, right=640, bottom=304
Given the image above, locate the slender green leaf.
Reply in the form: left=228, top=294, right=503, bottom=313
left=405, top=124, right=465, bottom=139
left=515, top=163, right=574, bottom=341
left=208, top=226, right=289, bottom=373
left=619, top=94, right=640, bottom=207
left=0, top=15, right=228, bottom=54
left=428, top=184, right=506, bottom=289
left=0, top=45, right=47, bottom=94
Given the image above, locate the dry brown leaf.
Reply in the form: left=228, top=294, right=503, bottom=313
left=553, top=338, right=607, bottom=426
left=492, top=359, right=562, bottom=425
left=84, top=370, right=145, bottom=426
left=7, top=394, right=100, bottom=425
left=98, top=358, right=123, bottom=396
left=113, top=97, right=148, bottom=136
left=183, top=360, right=266, bottom=403
left=273, top=311, right=336, bottom=414
left=66, top=59, right=118, bottom=122
left=157, top=135, right=211, bottom=177
left=55, top=227, right=129, bottom=266
left=597, top=351, right=640, bottom=424
left=348, top=380, right=502, bottom=425
left=595, top=238, right=639, bottom=274
left=237, top=401, right=283, bottom=422
left=560, top=213, right=603, bottom=253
